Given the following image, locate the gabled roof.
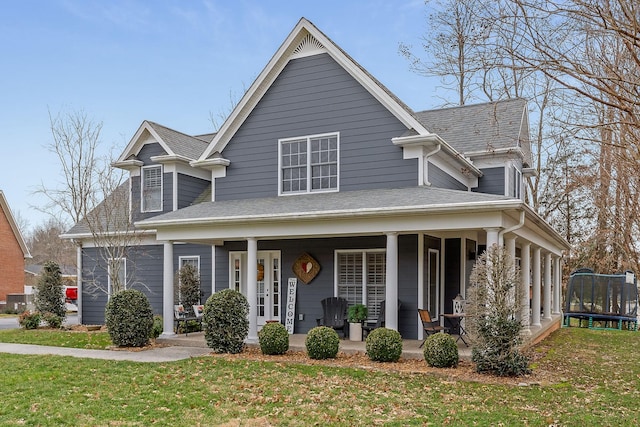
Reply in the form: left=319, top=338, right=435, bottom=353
left=195, top=17, right=434, bottom=165
left=114, top=121, right=209, bottom=168
left=0, top=190, right=31, bottom=258
left=415, top=98, right=532, bottom=166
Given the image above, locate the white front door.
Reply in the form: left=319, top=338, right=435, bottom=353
left=230, top=251, right=281, bottom=327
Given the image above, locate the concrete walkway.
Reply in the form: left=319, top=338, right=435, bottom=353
left=0, top=342, right=212, bottom=362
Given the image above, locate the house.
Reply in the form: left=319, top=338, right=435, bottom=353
left=0, top=190, right=31, bottom=306
left=63, top=18, right=569, bottom=342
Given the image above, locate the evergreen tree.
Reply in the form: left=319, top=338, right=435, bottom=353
left=34, top=261, right=67, bottom=322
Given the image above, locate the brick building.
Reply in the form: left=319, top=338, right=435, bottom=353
left=0, top=190, right=31, bottom=303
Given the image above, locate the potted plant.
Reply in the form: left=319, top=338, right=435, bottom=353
left=347, top=304, right=368, bottom=341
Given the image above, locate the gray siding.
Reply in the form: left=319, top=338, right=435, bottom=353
left=215, top=235, right=420, bottom=338
left=81, top=243, right=213, bottom=325
left=81, top=245, right=164, bottom=325
left=215, top=53, right=416, bottom=201
left=177, top=174, right=210, bottom=209
left=137, top=143, right=166, bottom=163
left=473, top=166, right=505, bottom=195
left=428, top=163, right=466, bottom=190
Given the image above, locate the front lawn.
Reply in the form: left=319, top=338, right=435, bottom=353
left=0, top=327, right=638, bottom=425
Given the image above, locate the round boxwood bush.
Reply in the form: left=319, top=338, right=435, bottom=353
left=365, top=328, right=403, bottom=362
left=305, top=326, right=340, bottom=360
left=423, top=332, right=459, bottom=368
left=203, top=289, right=249, bottom=354
left=105, top=289, right=154, bottom=347
left=258, top=322, right=289, bottom=355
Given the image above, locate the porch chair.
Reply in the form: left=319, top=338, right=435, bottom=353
left=174, top=304, right=199, bottom=336
left=362, top=300, right=403, bottom=338
left=316, top=297, right=349, bottom=338
left=418, top=308, right=449, bottom=348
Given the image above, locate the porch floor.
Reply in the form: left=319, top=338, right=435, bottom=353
left=156, top=314, right=562, bottom=361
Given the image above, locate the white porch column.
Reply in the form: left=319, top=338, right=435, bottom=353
left=485, top=228, right=500, bottom=250
left=76, top=243, right=83, bottom=325
left=553, top=256, right=562, bottom=314
left=247, top=237, right=258, bottom=342
left=520, top=242, right=531, bottom=334
left=385, top=232, right=399, bottom=331
left=161, top=241, right=175, bottom=337
left=505, top=236, right=516, bottom=261
left=531, top=247, right=541, bottom=327
left=544, top=252, right=552, bottom=320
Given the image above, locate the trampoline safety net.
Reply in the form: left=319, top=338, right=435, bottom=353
left=564, top=269, right=638, bottom=330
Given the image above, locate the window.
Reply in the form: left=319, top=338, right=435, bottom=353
left=336, top=250, right=385, bottom=321
left=179, top=256, right=200, bottom=273
left=512, top=166, right=522, bottom=199
left=108, top=258, right=126, bottom=295
left=279, top=133, right=339, bottom=195
left=142, top=165, right=162, bottom=212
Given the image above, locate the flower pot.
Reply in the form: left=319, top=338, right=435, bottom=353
left=349, top=322, right=363, bottom=341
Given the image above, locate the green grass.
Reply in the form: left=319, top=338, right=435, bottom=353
left=0, top=327, right=639, bottom=425
left=0, top=328, right=112, bottom=349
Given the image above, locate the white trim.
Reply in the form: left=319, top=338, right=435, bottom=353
left=278, top=132, right=340, bottom=196
left=115, top=121, right=174, bottom=165
left=0, top=190, right=31, bottom=257
left=141, top=164, right=163, bottom=213
left=173, top=170, right=178, bottom=212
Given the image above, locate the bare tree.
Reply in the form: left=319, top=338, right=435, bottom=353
left=38, top=108, right=144, bottom=295
left=26, top=217, right=76, bottom=267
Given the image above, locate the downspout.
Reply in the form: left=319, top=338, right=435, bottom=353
left=422, top=143, right=441, bottom=186
left=498, top=210, right=525, bottom=244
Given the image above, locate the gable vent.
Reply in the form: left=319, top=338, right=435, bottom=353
left=290, top=33, right=326, bottom=59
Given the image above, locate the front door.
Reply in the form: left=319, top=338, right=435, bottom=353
left=230, top=251, right=281, bottom=327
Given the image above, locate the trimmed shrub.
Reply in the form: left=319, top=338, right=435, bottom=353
left=258, top=322, right=289, bottom=355
left=18, top=310, right=41, bottom=330
left=150, top=315, right=163, bottom=339
left=365, top=328, right=403, bottom=362
left=105, top=289, right=154, bottom=347
left=34, top=261, right=66, bottom=325
left=423, top=332, right=459, bottom=368
left=305, top=326, right=340, bottom=360
left=203, top=289, right=249, bottom=354
left=42, top=312, right=63, bottom=329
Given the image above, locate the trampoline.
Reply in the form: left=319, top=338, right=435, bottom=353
left=564, top=268, right=638, bottom=330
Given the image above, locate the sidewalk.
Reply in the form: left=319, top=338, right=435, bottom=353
left=0, top=342, right=212, bottom=362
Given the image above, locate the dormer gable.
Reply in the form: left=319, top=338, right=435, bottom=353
left=193, top=17, right=434, bottom=168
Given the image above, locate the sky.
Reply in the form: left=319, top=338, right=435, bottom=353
left=0, top=0, right=442, bottom=235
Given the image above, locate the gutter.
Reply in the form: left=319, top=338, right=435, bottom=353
left=499, top=209, right=525, bottom=242
left=422, top=143, right=441, bottom=186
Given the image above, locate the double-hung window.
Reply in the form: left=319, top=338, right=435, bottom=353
left=279, top=132, right=339, bottom=195
left=142, top=165, right=162, bottom=212
left=336, top=250, right=386, bottom=321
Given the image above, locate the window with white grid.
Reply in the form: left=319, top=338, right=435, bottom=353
left=279, top=133, right=338, bottom=195
left=142, top=165, right=162, bottom=212
left=336, top=250, right=386, bottom=321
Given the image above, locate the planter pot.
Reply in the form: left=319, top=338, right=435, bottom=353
left=349, top=322, right=363, bottom=341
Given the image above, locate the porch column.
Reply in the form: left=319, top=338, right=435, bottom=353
left=247, top=237, right=258, bottom=342
left=485, top=228, right=500, bottom=250
left=544, top=252, right=552, bottom=320
left=505, top=236, right=516, bottom=261
left=385, top=232, right=399, bottom=331
left=76, top=243, right=83, bottom=325
left=531, top=247, right=541, bottom=327
left=520, top=242, right=531, bottom=335
left=553, top=256, right=562, bottom=314
left=161, top=241, right=175, bottom=337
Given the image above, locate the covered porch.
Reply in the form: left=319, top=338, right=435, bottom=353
left=136, top=187, right=570, bottom=344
